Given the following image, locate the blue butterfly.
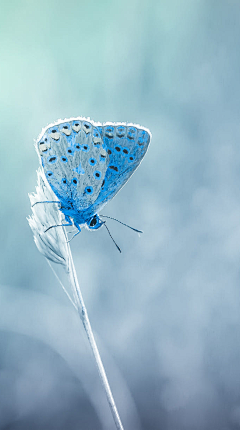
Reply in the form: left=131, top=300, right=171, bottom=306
left=35, top=117, right=151, bottom=242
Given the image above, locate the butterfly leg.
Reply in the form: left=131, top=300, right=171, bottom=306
left=44, top=216, right=73, bottom=233
left=67, top=223, right=81, bottom=243
left=32, top=200, right=61, bottom=208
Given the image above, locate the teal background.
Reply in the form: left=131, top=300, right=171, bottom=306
left=1, top=1, right=240, bottom=429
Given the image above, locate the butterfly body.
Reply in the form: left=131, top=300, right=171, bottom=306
left=58, top=202, right=103, bottom=231
left=36, top=117, right=151, bottom=231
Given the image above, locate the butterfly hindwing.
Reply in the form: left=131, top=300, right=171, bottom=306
left=37, top=118, right=109, bottom=210
left=89, top=123, right=151, bottom=213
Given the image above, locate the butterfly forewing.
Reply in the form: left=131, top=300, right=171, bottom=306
left=89, top=123, right=151, bottom=213
left=37, top=118, right=109, bottom=210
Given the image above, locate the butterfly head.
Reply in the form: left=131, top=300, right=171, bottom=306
left=87, top=214, right=105, bottom=231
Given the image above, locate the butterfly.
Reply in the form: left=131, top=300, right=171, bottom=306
left=35, top=117, right=151, bottom=241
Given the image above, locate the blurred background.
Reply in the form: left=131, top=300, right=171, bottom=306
left=1, top=0, right=240, bottom=429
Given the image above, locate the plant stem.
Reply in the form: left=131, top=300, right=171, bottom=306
left=67, top=244, right=124, bottom=430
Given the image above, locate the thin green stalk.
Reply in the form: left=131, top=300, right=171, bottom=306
left=67, top=243, right=124, bottom=430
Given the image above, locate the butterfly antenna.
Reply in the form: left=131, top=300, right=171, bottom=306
left=103, top=223, right=122, bottom=253
left=101, top=215, right=143, bottom=234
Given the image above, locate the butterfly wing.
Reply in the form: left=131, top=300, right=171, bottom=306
left=36, top=118, right=151, bottom=219
left=36, top=118, right=109, bottom=211
left=88, top=122, right=151, bottom=213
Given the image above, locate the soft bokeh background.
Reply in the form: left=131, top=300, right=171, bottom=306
left=1, top=0, right=240, bottom=429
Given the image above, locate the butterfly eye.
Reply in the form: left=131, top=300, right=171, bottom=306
left=89, top=217, right=97, bottom=227
left=123, top=148, right=129, bottom=155
left=48, top=156, right=57, bottom=164
left=85, top=186, right=93, bottom=195
left=114, top=146, right=121, bottom=153
left=107, top=149, right=112, bottom=155
left=75, top=144, right=81, bottom=150
left=67, top=147, right=74, bottom=155
left=62, top=178, right=67, bottom=184
left=88, top=215, right=103, bottom=230
left=47, top=171, right=53, bottom=177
